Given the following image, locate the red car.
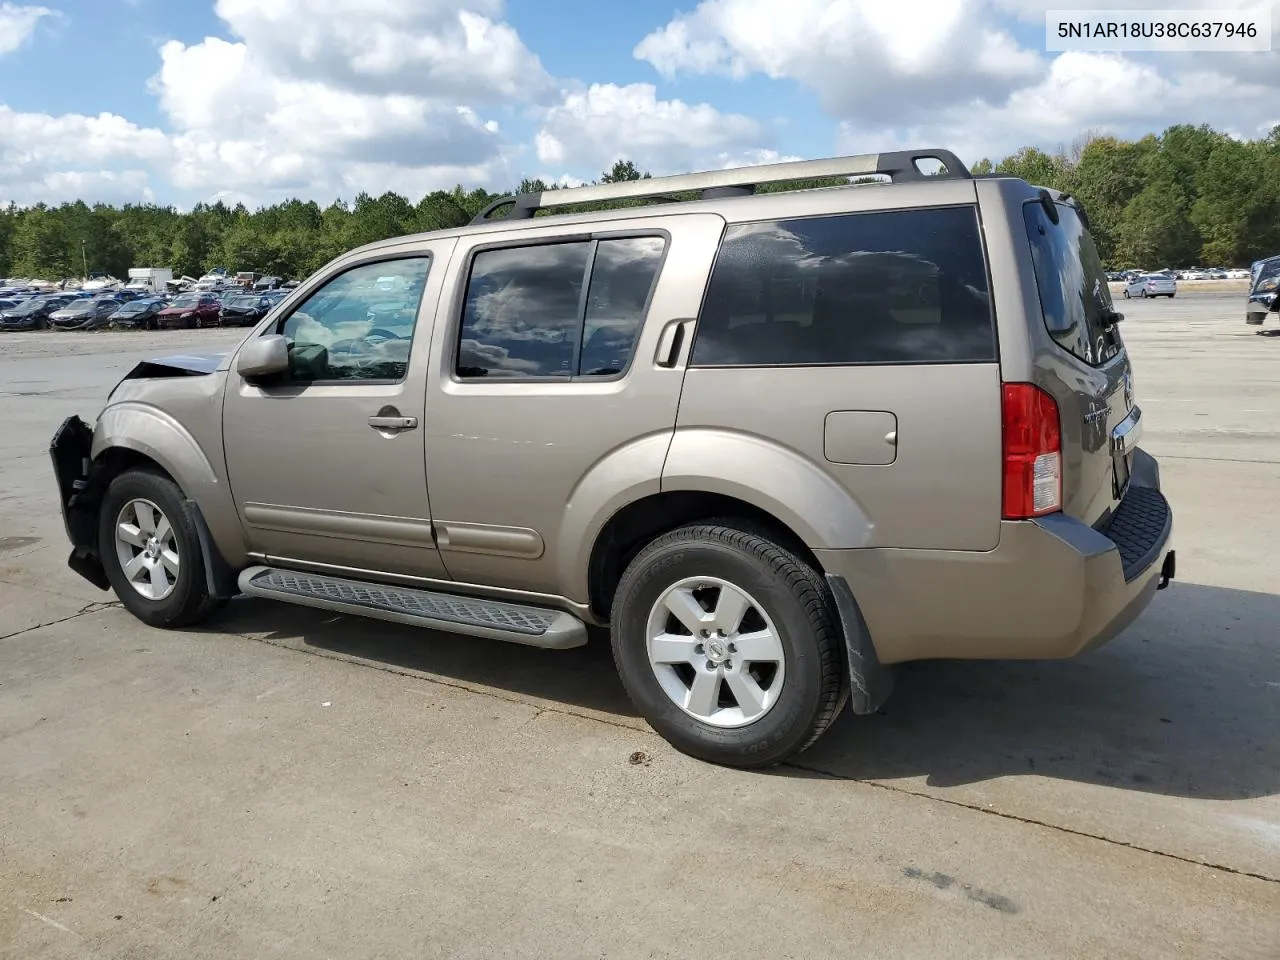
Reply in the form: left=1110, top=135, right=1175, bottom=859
left=156, top=293, right=222, bottom=329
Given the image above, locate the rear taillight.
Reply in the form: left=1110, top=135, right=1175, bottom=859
left=1001, top=383, right=1062, bottom=519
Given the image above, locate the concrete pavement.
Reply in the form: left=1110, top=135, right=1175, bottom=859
left=1, top=299, right=1277, bottom=958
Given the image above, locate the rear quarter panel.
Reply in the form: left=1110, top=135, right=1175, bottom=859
left=669, top=179, right=1003, bottom=552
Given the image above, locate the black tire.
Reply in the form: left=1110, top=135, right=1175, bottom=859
left=610, top=522, right=844, bottom=769
left=98, top=468, right=225, bottom=628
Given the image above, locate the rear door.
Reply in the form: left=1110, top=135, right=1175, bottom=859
left=1019, top=196, right=1135, bottom=526
left=421, top=213, right=725, bottom=598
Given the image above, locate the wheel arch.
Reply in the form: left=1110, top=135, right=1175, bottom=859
left=586, top=490, right=826, bottom=623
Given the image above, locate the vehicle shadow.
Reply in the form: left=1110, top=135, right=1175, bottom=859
left=207, top=598, right=636, bottom=718
left=795, top=581, right=1280, bottom=802
left=207, top=579, right=1279, bottom=801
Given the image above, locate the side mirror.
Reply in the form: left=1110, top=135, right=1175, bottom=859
left=236, top=334, right=289, bottom=381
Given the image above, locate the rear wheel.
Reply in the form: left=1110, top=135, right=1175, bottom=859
left=98, top=469, right=225, bottom=628
left=610, top=522, right=844, bottom=768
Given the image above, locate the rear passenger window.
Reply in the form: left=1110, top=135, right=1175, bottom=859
left=457, top=236, right=665, bottom=379
left=690, top=207, right=996, bottom=367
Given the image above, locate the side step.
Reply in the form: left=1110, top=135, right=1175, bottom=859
left=237, top=566, right=588, bottom=649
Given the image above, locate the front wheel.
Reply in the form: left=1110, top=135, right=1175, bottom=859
left=98, top=469, right=225, bottom=628
left=610, top=522, right=845, bottom=768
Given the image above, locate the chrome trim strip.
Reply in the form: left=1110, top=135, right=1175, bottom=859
left=1112, top=405, right=1143, bottom=455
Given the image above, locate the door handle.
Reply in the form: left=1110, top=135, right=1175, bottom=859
left=368, top=415, right=418, bottom=430
left=655, top=319, right=693, bottom=367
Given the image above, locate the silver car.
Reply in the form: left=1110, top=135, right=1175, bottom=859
left=1123, top=273, right=1177, bottom=299
left=50, top=149, right=1175, bottom=768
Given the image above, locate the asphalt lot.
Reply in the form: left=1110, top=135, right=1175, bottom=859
left=1, top=293, right=1278, bottom=958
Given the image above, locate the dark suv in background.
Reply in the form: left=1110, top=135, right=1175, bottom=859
left=219, top=292, right=283, bottom=327
left=0, top=293, right=78, bottom=330
left=1246, top=254, right=1279, bottom=329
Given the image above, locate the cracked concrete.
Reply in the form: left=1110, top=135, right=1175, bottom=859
left=1, top=302, right=1278, bottom=958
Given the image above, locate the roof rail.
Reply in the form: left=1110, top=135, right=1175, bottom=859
left=471, top=149, right=971, bottom=224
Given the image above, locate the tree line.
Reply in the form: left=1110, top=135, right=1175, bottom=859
left=1, top=125, right=1277, bottom=282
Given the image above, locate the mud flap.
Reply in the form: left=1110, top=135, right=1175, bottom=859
left=825, top=573, right=894, bottom=715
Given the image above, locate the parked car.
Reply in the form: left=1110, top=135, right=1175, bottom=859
left=219, top=293, right=280, bottom=327
left=48, top=149, right=1174, bottom=769
left=0, top=293, right=77, bottom=330
left=253, top=275, right=281, bottom=291
left=108, top=297, right=167, bottom=330
left=98, top=288, right=145, bottom=303
left=1226, top=268, right=1250, bottom=280
left=156, top=293, right=222, bottom=329
left=48, top=297, right=125, bottom=330
left=1123, top=274, right=1176, bottom=298
left=1245, top=254, right=1280, bottom=329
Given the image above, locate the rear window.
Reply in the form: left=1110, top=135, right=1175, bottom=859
left=1023, top=200, right=1122, bottom=367
left=689, top=207, right=996, bottom=367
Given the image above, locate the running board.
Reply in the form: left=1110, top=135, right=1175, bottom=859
left=237, top=566, right=588, bottom=649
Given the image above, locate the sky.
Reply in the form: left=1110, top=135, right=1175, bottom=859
left=0, top=0, right=1277, bottom=210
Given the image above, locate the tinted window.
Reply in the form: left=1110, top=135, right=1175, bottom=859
left=276, top=257, right=430, bottom=382
left=580, top=237, right=665, bottom=376
left=458, top=242, right=590, bottom=379
left=1023, top=201, right=1122, bottom=367
left=456, top=236, right=665, bottom=379
left=690, top=208, right=995, bottom=367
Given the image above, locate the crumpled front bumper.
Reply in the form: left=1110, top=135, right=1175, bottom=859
left=49, top=414, right=110, bottom=590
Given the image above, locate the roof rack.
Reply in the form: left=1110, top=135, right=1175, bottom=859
left=471, top=149, right=971, bottom=224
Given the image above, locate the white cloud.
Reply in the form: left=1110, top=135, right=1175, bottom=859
left=640, top=0, right=1280, bottom=162
left=211, top=0, right=554, bottom=103
left=138, top=1, right=549, bottom=203
left=534, top=82, right=767, bottom=177
left=0, top=104, right=168, bottom=205
left=634, top=0, right=1044, bottom=125
left=1, top=0, right=549, bottom=206
left=837, top=52, right=1280, bottom=165
left=0, top=2, right=55, bottom=56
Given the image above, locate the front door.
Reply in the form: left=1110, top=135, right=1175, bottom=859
left=222, top=240, right=456, bottom=579
left=422, top=213, right=726, bottom=600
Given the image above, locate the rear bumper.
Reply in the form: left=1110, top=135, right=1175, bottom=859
left=817, top=448, right=1174, bottom=664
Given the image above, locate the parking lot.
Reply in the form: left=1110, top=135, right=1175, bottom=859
left=1, top=292, right=1277, bottom=958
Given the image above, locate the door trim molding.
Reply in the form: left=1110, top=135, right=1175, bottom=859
left=242, top=502, right=435, bottom=548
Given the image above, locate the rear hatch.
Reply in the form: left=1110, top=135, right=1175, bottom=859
left=1022, top=196, right=1136, bottom=528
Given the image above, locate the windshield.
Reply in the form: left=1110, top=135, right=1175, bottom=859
left=61, top=300, right=94, bottom=313
left=171, top=295, right=199, bottom=307
left=14, top=298, right=55, bottom=315
left=1023, top=199, right=1122, bottom=367
left=1251, top=257, right=1280, bottom=292
left=116, top=301, right=148, bottom=314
